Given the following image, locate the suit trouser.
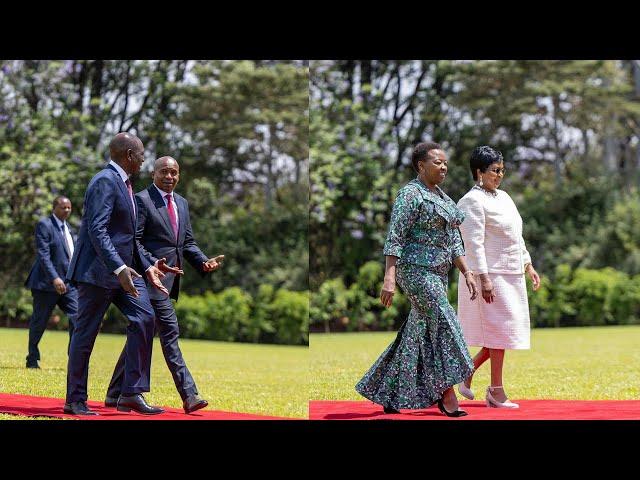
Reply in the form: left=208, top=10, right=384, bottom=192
left=66, top=278, right=155, bottom=403
left=27, top=288, right=77, bottom=365
left=106, top=296, right=198, bottom=401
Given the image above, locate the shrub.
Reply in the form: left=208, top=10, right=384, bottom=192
left=270, top=289, right=309, bottom=345
left=310, top=278, right=348, bottom=332
left=174, top=294, right=210, bottom=339
left=355, top=261, right=383, bottom=296
left=566, top=267, right=627, bottom=326
left=345, top=283, right=377, bottom=331
left=205, top=288, right=252, bottom=342
left=608, top=274, right=640, bottom=325
left=0, top=287, right=33, bottom=327
left=544, top=264, right=577, bottom=327
left=243, top=284, right=276, bottom=343
left=526, top=274, right=553, bottom=327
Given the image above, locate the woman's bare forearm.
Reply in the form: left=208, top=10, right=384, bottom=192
left=453, top=255, right=471, bottom=274
left=384, top=255, right=398, bottom=279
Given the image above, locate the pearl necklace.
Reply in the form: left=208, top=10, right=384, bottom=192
left=473, top=184, right=498, bottom=197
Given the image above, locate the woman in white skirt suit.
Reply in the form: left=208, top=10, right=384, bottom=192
left=456, top=146, right=541, bottom=409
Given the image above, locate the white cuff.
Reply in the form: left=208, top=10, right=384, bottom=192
left=114, top=264, right=127, bottom=275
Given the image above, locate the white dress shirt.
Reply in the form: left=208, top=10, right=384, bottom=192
left=53, top=215, right=74, bottom=258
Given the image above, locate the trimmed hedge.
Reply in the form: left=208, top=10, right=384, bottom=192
left=527, top=265, right=640, bottom=328
left=310, top=263, right=640, bottom=332
left=310, top=261, right=410, bottom=332
left=1, top=285, right=309, bottom=346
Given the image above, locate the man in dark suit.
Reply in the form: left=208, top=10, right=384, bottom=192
left=64, top=132, right=170, bottom=416
left=105, top=156, right=224, bottom=414
left=24, top=196, right=77, bottom=369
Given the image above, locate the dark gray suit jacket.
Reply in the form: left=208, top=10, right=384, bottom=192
left=135, top=185, right=209, bottom=301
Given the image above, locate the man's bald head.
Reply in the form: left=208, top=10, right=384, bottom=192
left=153, top=156, right=180, bottom=193
left=109, top=132, right=144, bottom=176
left=154, top=156, right=180, bottom=172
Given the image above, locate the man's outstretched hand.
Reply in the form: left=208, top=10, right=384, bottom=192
left=203, top=254, right=225, bottom=272
left=118, top=267, right=142, bottom=298
left=156, top=257, right=184, bottom=275
left=146, top=265, right=169, bottom=296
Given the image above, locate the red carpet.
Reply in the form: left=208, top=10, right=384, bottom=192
left=0, top=393, right=291, bottom=420
left=309, top=400, right=640, bottom=420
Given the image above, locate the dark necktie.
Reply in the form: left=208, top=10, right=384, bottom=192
left=125, top=178, right=135, bottom=217
left=59, top=222, right=72, bottom=258
left=165, top=194, right=178, bottom=240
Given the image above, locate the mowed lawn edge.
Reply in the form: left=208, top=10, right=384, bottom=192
left=0, top=328, right=308, bottom=419
left=309, top=325, right=640, bottom=401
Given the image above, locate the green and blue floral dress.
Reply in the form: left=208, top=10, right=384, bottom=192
left=355, top=178, right=474, bottom=409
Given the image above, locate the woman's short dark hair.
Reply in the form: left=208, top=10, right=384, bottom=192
left=470, top=146, right=503, bottom=180
left=411, top=141, right=442, bottom=172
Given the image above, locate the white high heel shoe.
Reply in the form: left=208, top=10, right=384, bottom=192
left=458, top=381, right=475, bottom=400
left=486, top=386, right=519, bottom=409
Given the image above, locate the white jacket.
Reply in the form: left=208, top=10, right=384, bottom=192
left=457, top=187, right=532, bottom=274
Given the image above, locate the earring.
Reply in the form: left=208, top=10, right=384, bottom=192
left=479, top=175, right=483, bottom=187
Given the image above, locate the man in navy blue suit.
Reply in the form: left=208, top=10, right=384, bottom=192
left=25, top=196, right=77, bottom=369
left=105, top=156, right=224, bottom=414
left=64, top=132, right=170, bottom=416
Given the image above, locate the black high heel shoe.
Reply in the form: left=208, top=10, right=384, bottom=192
left=436, top=398, right=468, bottom=417
left=383, top=405, right=400, bottom=414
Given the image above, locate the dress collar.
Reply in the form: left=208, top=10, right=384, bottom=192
left=409, top=178, right=464, bottom=227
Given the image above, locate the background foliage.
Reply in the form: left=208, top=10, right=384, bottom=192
left=0, top=60, right=309, bottom=345
left=310, top=60, right=640, bottom=331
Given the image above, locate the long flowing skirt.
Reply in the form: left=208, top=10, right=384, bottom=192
left=355, top=263, right=474, bottom=409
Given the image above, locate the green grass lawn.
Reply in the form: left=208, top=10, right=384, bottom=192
left=310, top=325, right=640, bottom=401
left=0, top=327, right=308, bottom=419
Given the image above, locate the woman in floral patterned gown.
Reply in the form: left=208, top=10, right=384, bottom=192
left=355, top=141, right=478, bottom=417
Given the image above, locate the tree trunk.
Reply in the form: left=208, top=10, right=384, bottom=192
left=601, top=73, right=619, bottom=172
left=24, top=60, right=40, bottom=113
left=341, top=60, right=355, bottom=101
left=551, top=95, right=564, bottom=184
left=265, top=124, right=274, bottom=208
left=581, top=128, right=589, bottom=162
left=89, top=60, right=104, bottom=117
left=360, top=60, right=372, bottom=108
left=603, top=123, right=618, bottom=172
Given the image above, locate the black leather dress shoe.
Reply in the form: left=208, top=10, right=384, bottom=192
left=183, top=394, right=208, bottom=414
left=26, top=362, right=40, bottom=369
left=104, top=396, right=118, bottom=408
left=63, top=402, right=99, bottom=416
left=117, top=394, right=164, bottom=415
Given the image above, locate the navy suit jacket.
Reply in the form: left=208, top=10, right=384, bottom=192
left=135, top=185, right=208, bottom=301
left=25, top=214, right=76, bottom=292
left=66, top=165, right=152, bottom=289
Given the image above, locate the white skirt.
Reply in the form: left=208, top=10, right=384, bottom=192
left=457, top=272, right=530, bottom=350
